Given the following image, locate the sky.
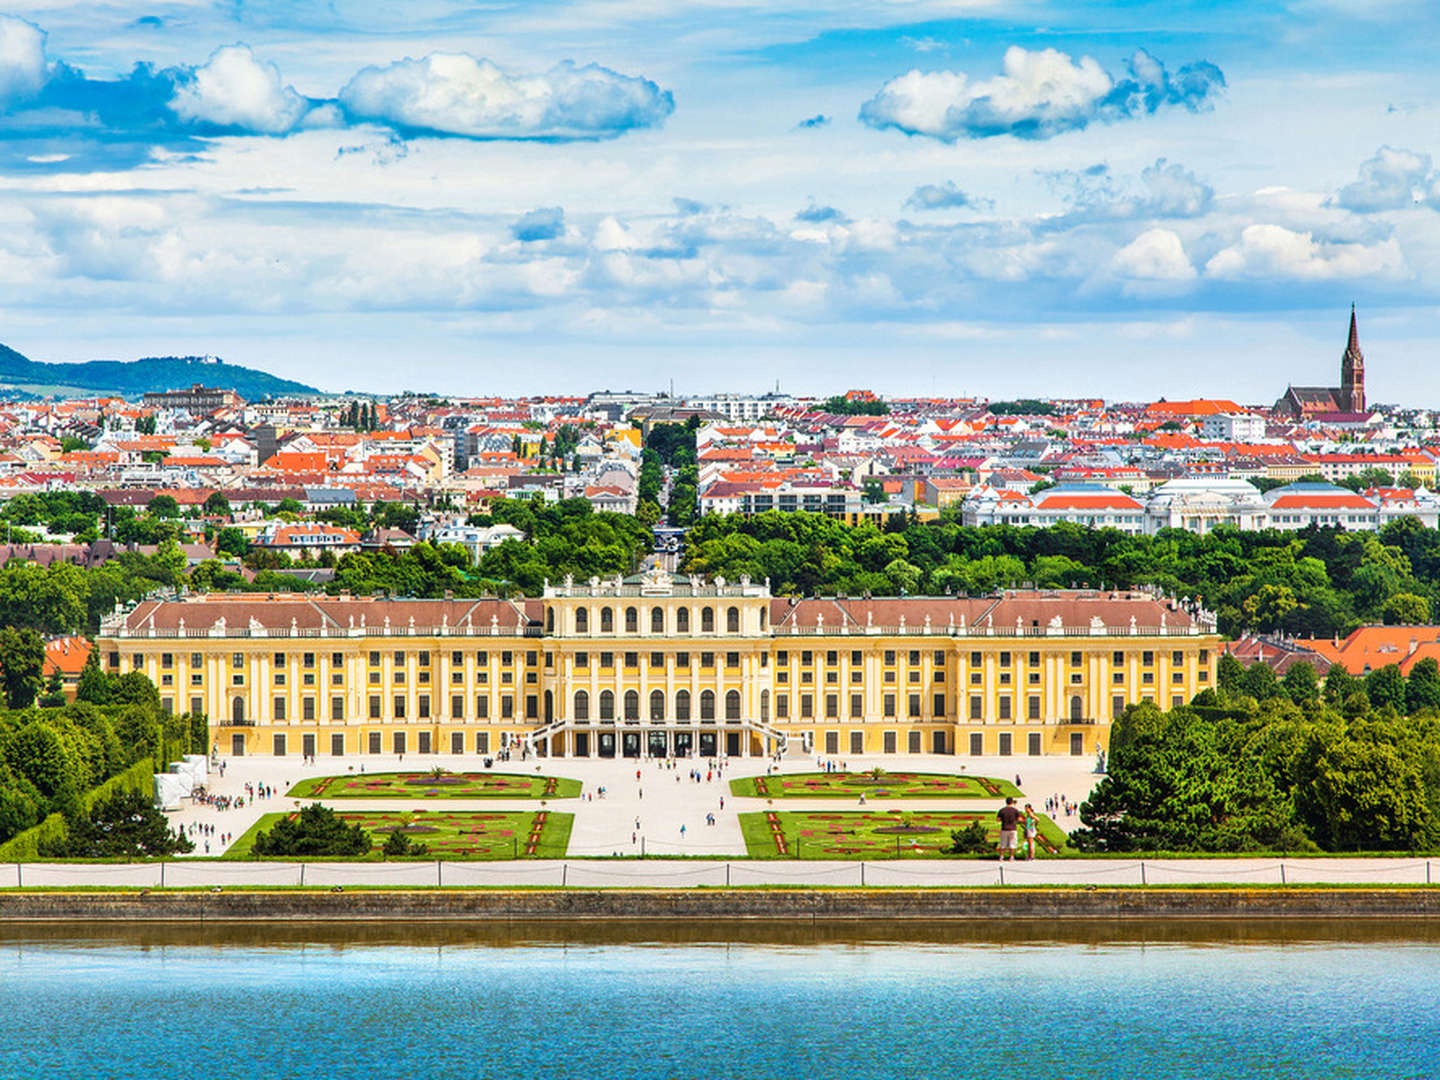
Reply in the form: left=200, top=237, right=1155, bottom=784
left=0, top=0, right=1438, bottom=403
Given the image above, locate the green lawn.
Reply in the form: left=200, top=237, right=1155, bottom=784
left=738, top=809, right=1070, bottom=859
left=285, top=771, right=582, bottom=800
left=729, top=771, right=1023, bottom=800
left=226, top=810, right=573, bottom=859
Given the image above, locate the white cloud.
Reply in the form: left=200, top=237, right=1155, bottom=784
left=1333, top=146, right=1440, bottom=212
left=338, top=54, right=673, bottom=139
left=1112, top=228, right=1195, bottom=280
left=169, top=45, right=311, bottom=134
left=859, top=46, right=1223, bottom=141
left=1204, top=223, right=1404, bottom=280
left=0, top=15, right=48, bottom=106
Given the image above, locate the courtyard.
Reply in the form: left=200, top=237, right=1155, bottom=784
left=739, top=810, right=1070, bottom=859
left=286, top=771, right=582, bottom=800
left=228, top=809, right=574, bottom=859
left=730, top=770, right=1022, bottom=799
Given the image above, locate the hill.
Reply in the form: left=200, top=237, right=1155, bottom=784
left=0, top=343, right=318, bottom=399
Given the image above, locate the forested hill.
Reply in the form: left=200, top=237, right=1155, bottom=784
left=0, top=342, right=317, bottom=399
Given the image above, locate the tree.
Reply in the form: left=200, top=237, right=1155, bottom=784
left=1406, top=657, right=1440, bottom=714
left=147, top=494, right=180, bottom=518
left=37, top=669, right=66, bottom=708
left=1281, top=662, right=1320, bottom=705
left=1382, top=592, right=1430, bottom=625
left=0, top=627, right=46, bottom=709
left=76, top=649, right=110, bottom=705
left=203, top=492, right=232, bottom=518
left=1365, top=663, right=1408, bottom=712
left=251, top=803, right=371, bottom=856
left=56, top=789, right=194, bottom=858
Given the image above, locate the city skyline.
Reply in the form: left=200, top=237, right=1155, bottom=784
left=0, top=2, right=1438, bottom=401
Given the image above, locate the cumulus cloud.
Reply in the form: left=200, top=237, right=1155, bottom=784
left=795, top=202, right=846, bottom=223
left=0, top=15, right=48, bottom=106
left=513, top=206, right=565, bottom=242
left=1112, top=228, right=1195, bottom=280
left=903, top=181, right=992, bottom=211
left=0, top=16, right=674, bottom=171
left=169, top=45, right=312, bottom=134
left=337, top=55, right=673, bottom=139
left=1204, top=223, right=1404, bottom=280
left=1332, top=146, right=1440, bottom=211
left=1041, top=159, right=1212, bottom=227
left=859, top=46, right=1224, bottom=141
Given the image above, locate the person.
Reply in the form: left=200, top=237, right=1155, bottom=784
left=996, top=797, right=1023, bottom=862
left=1023, top=803, right=1039, bottom=861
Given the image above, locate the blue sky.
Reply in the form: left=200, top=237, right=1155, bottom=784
left=0, top=0, right=1438, bottom=402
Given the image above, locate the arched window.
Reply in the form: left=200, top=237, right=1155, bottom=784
left=575, top=607, right=589, bottom=633
left=727, top=606, right=740, bottom=633
left=649, top=689, right=666, bottom=721
left=600, top=607, right=614, bottom=633
left=624, top=690, right=640, bottom=720
left=545, top=608, right=554, bottom=633
left=625, top=607, right=638, bottom=634
left=725, top=689, right=741, bottom=720
left=676, top=689, right=691, bottom=721
left=700, top=689, right=715, bottom=720
left=759, top=607, right=767, bottom=631
left=599, top=690, right=615, bottom=720
left=232, top=697, right=245, bottom=724
left=701, top=607, right=715, bottom=633
left=651, top=607, right=665, bottom=634
left=1071, top=695, right=1084, bottom=721
left=574, top=690, right=589, bottom=720
left=677, top=607, right=690, bottom=633
left=760, top=689, right=769, bottom=722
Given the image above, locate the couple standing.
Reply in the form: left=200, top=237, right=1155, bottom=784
left=996, top=797, right=1038, bottom=861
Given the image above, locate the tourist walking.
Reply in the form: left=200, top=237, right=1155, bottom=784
left=996, top=797, right=1022, bottom=862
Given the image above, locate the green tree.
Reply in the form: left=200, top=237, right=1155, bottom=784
left=1281, top=662, right=1320, bottom=705
left=203, top=492, right=232, bottom=518
left=56, top=789, right=194, bottom=858
left=1382, top=592, right=1430, bottom=625
left=0, top=627, right=46, bottom=709
left=1406, top=657, right=1440, bottom=714
left=1365, top=663, right=1409, bottom=712
left=251, top=803, right=371, bottom=856
left=147, top=494, right=180, bottom=518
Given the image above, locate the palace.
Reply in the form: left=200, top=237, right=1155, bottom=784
left=98, top=572, right=1219, bottom=761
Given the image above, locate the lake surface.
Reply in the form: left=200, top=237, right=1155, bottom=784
left=2, top=920, right=1436, bottom=1079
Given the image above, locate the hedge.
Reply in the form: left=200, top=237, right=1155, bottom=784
left=0, top=758, right=156, bottom=862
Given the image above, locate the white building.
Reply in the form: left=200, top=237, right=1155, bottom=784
left=685, top=393, right=796, bottom=422
left=1199, top=412, right=1269, bottom=441
left=1144, top=478, right=1270, bottom=535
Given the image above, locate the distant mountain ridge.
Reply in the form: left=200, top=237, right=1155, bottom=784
left=0, top=342, right=318, bottom=399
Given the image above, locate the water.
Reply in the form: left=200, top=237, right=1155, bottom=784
left=2, top=921, right=1437, bottom=1079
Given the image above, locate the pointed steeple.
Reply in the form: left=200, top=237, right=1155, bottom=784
left=1340, top=304, right=1365, bottom=413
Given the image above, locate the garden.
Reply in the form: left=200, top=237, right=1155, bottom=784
left=738, top=809, right=1068, bottom=858
left=227, top=808, right=574, bottom=859
left=729, top=770, right=1022, bottom=800
left=285, top=770, right=582, bottom=799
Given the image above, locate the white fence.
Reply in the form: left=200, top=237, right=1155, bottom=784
left=3, top=857, right=1436, bottom=889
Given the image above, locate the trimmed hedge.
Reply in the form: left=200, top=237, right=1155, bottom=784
left=0, top=758, right=155, bottom=862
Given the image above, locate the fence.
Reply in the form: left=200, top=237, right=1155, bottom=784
left=2, top=858, right=1434, bottom=889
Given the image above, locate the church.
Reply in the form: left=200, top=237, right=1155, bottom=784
left=1273, top=307, right=1368, bottom=420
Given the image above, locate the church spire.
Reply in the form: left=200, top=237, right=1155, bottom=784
left=1341, top=303, right=1365, bottom=413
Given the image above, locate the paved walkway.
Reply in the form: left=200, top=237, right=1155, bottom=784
left=168, top=751, right=1098, bottom=858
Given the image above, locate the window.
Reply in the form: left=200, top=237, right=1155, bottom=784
left=273, top=652, right=286, bottom=669
left=476, top=695, right=489, bottom=719
left=701, top=651, right=715, bottom=668
left=651, top=608, right=665, bottom=633
left=909, top=650, right=920, bottom=666
left=1113, top=695, right=1125, bottom=717
left=601, top=607, right=614, bottom=633
left=650, top=652, right=664, bottom=669
left=501, top=696, right=514, bottom=719
left=676, top=690, right=691, bottom=721
left=800, top=694, right=813, bottom=718
left=884, top=650, right=896, bottom=666
left=701, top=607, right=715, bottom=632
left=369, top=695, right=381, bottom=719
left=576, top=607, right=589, bottom=633
left=1071, top=696, right=1083, bottom=721
left=624, top=690, right=639, bottom=721
left=393, top=695, right=406, bottom=719
left=575, top=651, right=589, bottom=669
left=727, top=606, right=740, bottom=633
left=677, top=608, right=690, bottom=633
left=1028, top=733, right=1042, bottom=756
left=600, top=690, right=615, bottom=720
left=701, top=690, right=716, bottom=720
left=1172, top=651, right=1184, bottom=666
left=934, top=693, right=946, bottom=717
left=776, top=695, right=789, bottom=718
left=726, top=651, right=739, bottom=669
left=676, top=651, right=690, bottom=668
left=161, top=652, right=174, bottom=669
left=191, top=653, right=203, bottom=668
left=452, top=694, right=464, bottom=720
left=1071, top=651, right=1082, bottom=666
left=1113, top=651, right=1125, bottom=666
left=303, top=652, right=315, bottom=668
left=883, top=694, right=896, bottom=718
left=418, top=695, right=430, bottom=719
left=393, top=650, right=405, bottom=666
left=273, top=697, right=286, bottom=721
left=998, top=732, right=1012, bottom=757
left=908, top=730, right=922, bottom=754
left=852, top=730, right=865, bottom=754
left=970, top=695, right=982, bottom=719
left=998, top=697, right=1011, bottom=720
left=302, top=697, right=315, bottom=721
left=933, top=650, right=945, bottom=667
left=600, top=651, right=614, bottom=668
left=851, top=693, right=863, bottom=718
left=725, top=690, right=741, bottom=720
left=1142, top=651, right=1154, bottom=666
left=625, top=607, right=638, bottom=633
left=1028, top=695, right=1040, bottom=720
left=393, top=732, right=406, bottom=755
left=825, top=694, right=839, bottom=718
left=525, top=695, right=538, bottom=719
left=574, top=691, right=589, bottom=720
left=999, top=651, right=1011, bottom=667
left=650, top=690, right=665, bottom=721
left=476, top=732, right=490, bottom=754
left=370, top=651, right=381, bottom=666
left=969, top=651, right=982, bottom=667
left=273, top=734, right=286, bottom=756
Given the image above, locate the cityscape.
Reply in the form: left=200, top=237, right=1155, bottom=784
left=2, top=1, right=1438, bottom=1078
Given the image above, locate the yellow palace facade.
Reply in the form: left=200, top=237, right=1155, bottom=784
left=98, top=571, right=1219, bottom=760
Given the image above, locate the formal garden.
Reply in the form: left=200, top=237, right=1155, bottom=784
left=729, top=770, right=1022, bottom=800
left=285, top=770, right=582, bottom=799
left=228, top=807, right=574, bottom=859
left=739, top=809, right=1068, bottom=858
